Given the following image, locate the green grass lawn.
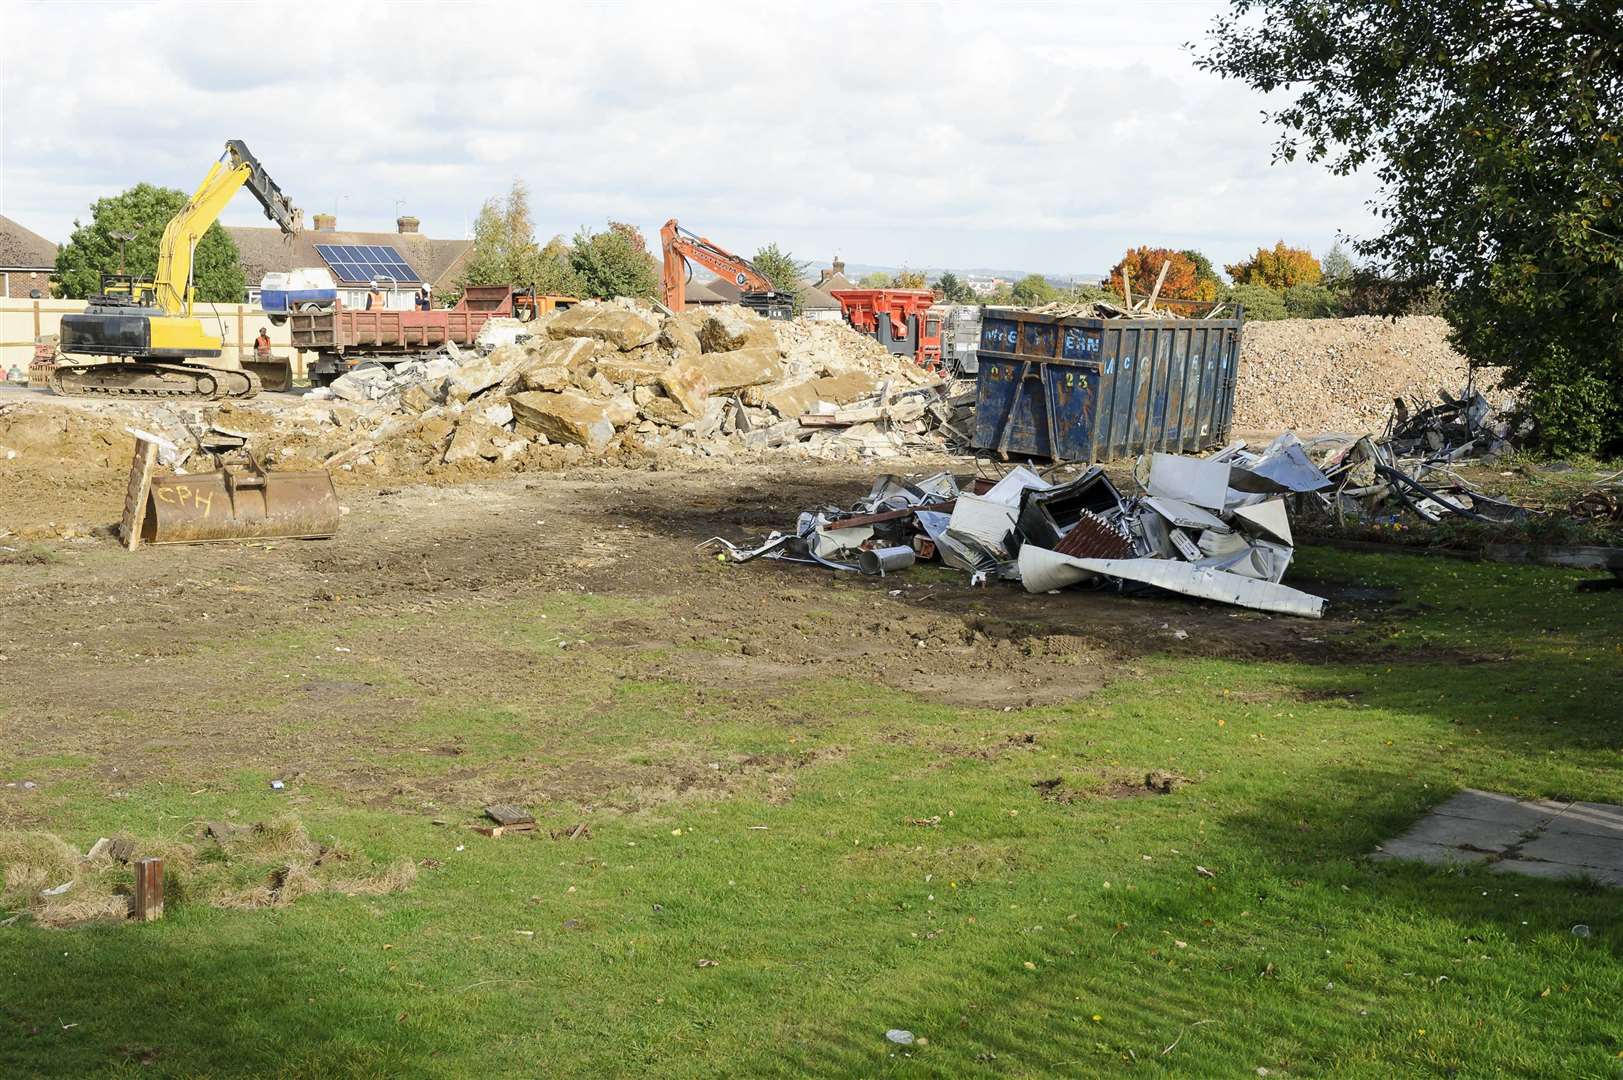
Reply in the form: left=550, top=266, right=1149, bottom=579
left=2, top=547, right=1620, bottom=1078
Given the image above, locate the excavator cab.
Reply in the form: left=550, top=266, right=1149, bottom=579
left=94, top=274, right=159, bottom=309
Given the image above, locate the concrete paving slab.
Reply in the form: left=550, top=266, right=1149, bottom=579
left=1487, top=860, right=1623, bottom=887
left=1429, top=788, right=1565, bottom=829
left=1518, top=830, right=1623, bottom=872
left=1390, top=812, right=1524, bottom=853
left=1374, top=790, right=1623, bottom=888
left=1371, top=838, right=1493, bottom=865
left=1548, top=802, right=1623, bottom=840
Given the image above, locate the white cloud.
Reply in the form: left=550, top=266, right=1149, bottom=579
left=0, top=0, right=1380, bottom=276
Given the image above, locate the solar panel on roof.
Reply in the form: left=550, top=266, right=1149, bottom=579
left=313, top=243, right=421, bottom=284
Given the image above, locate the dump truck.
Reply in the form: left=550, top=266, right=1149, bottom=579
left=291, top=286, right=576, bottom=385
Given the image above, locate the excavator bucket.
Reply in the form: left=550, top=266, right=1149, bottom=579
left=139, top=458, right=340, bottom=545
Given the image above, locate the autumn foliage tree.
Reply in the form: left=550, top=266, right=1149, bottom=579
left=1225, top=242, right=1323, bottom=289
left=1108, top=247, right=1218, bottom=303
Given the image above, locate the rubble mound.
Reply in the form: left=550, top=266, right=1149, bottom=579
left=1234, top=316, right=1500, bottom=435
left=303, top=300, right=948, bottom=472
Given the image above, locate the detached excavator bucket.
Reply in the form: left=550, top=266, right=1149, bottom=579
left=140, top=458, right=339, bottom=545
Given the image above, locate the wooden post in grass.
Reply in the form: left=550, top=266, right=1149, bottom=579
left=133, top=857, right=164, bottom=921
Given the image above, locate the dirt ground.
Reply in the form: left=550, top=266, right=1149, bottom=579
left=0, top=426, right=1388, bottom=829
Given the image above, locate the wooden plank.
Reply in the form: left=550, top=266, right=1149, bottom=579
left=119, top=440, right=159, bottom=550
left=133, top=857, right=164, bottom=921
left=827, top=501, right=957, bottom=530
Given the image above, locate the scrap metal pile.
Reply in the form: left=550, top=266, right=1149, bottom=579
left=1304, top=385, right=1530, bottom=526
left=703, top=436, right=1332, bottom=618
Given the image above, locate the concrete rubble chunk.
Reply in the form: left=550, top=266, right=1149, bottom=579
left=699, top=306, right=780, bottom=353
left=509, top=390, right=617, bottom=450
left=443, top=418, right=500, bottom=464
left=660, top=347, right=784, bottom=417
left=445, top=344, right=534, bottom=402
left=760, top=372, right=880, bottom=417
left=658, top=317, right=702, bottom=358
left=594, top=353, right=672, bottom=386
left=547, top=304, right=661, bottom=351
left=329, top=365, right=394, bottom=403
left=639, top=397, right=693, bottom=426
left=504, top=338, right=595, bottom=394
left=520, top=365, right=571, bottom=392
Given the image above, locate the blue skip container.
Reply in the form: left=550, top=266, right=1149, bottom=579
left=973, top=308, right=1244, bottom=462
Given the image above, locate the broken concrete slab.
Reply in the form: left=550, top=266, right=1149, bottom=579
left=698, top=307, right=779, bottom=353
left=509, top=390, right=617, bottom=450
left=594, top=353, right=671, bottom=386
left=658, top=317, right=702, bottom=357
left=659, top=346, right=783, bottom=416
left=442, top=419, right=501, bottom=464
left=444, top=344, right=532, bottom=402
left=759, top=372, right=880, bottom=417
left=547, top=304, right=661, bottom=350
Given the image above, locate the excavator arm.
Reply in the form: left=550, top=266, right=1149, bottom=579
left=154, top=140, right=301, bottom=315
left=660, top=218, right=778, bottom=313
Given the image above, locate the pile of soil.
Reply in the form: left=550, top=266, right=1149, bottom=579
left=1233, top=316, right=1499, bottom=435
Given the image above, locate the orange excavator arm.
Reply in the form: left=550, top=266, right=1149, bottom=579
left=661, top=218, right=777, bottom=313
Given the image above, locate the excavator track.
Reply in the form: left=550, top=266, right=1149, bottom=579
left=49, top=362, right=261, bottom=402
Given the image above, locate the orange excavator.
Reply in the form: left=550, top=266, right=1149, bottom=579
left=660, top=218, right=793, bottom=320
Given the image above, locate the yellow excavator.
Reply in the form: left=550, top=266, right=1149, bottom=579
left=53, top=140, right=302, bottom=400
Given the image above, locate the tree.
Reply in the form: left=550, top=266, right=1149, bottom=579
left=1320, top=242, right=1356, bottom=283
left=858, top=271, right=892, bottom=288
left=458, top=180, right=584, bottom=300
left=1181, top=250, right=1224, bottom=297
left=1283, top=283, right=1337, bottom=318
left=569, top=221, right=659, bottom=300
left=1011, top=273, right=1054, bottom=306
left=55, top=182, right=244, bottom=302
left=892, top=269, right=927, bottom=289
left=1222, top=283, right=1289, bottom=320
left=1109, top=247, right=1218, bottom=304
left=1225, top=242, right=1323, bottom=289
left=1197, top=1, right=1623, bottom=455
left=935, top=271, right=974, bottom=303
left=751, top=243, right=809, bottom=314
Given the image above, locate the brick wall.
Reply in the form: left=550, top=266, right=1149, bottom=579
left=2, top=269, right=53, bottom=299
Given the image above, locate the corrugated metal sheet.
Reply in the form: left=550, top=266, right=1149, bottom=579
left=973, top=309, right=1243, bottom=461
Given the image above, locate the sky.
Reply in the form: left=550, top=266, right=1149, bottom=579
left=0, top=0, right=1381, bottom=279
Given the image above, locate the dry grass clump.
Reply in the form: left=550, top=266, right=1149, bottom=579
left=0, top=816, right=415, bottom=928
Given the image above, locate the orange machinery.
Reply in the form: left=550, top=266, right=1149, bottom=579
left=660, top=218, right=792, bottom=319
left=829, top=288, right=943, bottom=371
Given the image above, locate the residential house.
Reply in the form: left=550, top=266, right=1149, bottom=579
left=226, top=214, right=473, bottom=310
left=0, top=214, right=57, bottom=298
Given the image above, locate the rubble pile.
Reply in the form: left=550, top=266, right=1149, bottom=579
left=1234, top=316, right=1501, bottom=435
left=705, top=436, right=1332, bottom=618
left=303, top=301, right=952, bottom=467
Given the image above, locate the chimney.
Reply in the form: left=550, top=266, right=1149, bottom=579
left=818, top=268, right=832, bottom=284
left=397, top=215, right=420, bottom=234
left=832, top=255, right=845, bottom=275
left=313, top=213, right=337, bottom=232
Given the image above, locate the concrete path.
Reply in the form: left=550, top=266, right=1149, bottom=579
left=1373, top=788, right=1623, bottom=886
